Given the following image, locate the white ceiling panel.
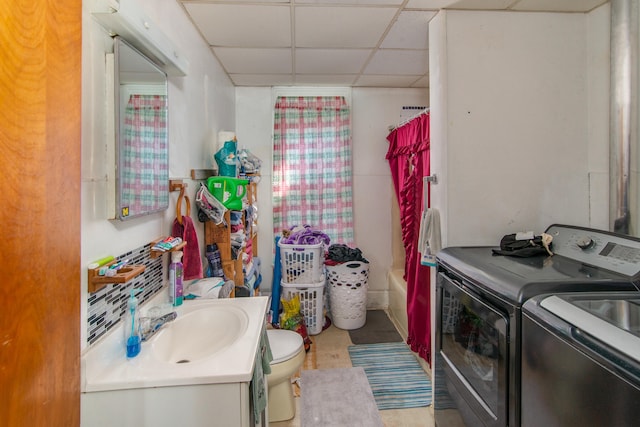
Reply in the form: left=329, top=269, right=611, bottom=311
left=296, top=0, right=403, bottom=4
left=180, top=0, right=607, bottom=88
left=213, top=48, right=292, bottom=73
left=512, top=0, right=608, bottom=12
left=411, top=75, right=429, bottom=87
left=184, top=4, right=291, bottom=47
left=405, top=0, right=461, bottom=9
left=295, top=74, right=359, bottom=85
left=447, top=0, right=518, bottom=10
left=295, top=6, right=398, bottom=48
left=380, top=11, right=436, bottom=49
left=198, top=0, right=291, bottom=3
left=355, top=74, right=426, bottom=87
left=365, top=49, right=429, bottom=75
left=230, top=73, right=295, bottom=86
left=296, top=49, right=372, bottom=74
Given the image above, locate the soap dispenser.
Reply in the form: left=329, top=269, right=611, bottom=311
left=125, top=288, right=142, bottom=358
left=169, top=251, right=183, bottom=307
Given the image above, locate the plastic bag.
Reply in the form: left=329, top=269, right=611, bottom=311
left=195, top=183, right=227, bottom=224
left=280, top=295, right=312, bottom=352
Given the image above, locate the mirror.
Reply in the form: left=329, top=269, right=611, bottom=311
left=114, top=36, right=169, bottom=220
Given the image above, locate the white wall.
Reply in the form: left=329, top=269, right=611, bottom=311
left=81, top=0, right=235, bottom=349
left=80, top=2, right=612, bottom=344
left=430, top=9, right=610, bottom=247
left=587, top=3, right=611, bottom=231
left=235, top=87, right=428, bottom=308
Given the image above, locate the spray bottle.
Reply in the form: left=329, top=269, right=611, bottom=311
left=169, top=251, right=184, bottom=306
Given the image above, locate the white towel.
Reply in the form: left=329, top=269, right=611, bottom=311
left=418, top=208, right=442, bottom=267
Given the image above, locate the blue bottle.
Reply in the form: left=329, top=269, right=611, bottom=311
left=124, top=288, right=142, bottom=358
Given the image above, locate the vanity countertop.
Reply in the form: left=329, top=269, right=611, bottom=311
left=81, top=296, right=269, bottom=392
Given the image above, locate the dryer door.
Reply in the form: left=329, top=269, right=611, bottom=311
left=435, top=271, right=509, bottom=427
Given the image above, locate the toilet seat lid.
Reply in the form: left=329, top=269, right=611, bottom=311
left=267, top=329, right=304, bottom=364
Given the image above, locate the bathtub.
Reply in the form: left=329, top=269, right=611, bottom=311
left=387, top=269, right=408, bottom=341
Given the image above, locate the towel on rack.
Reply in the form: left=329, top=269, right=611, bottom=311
left=418, top=208, right=442, bottom=267
left=172, top=215, right=204, bottom=281
left=252, top=326, right=273, bottom=420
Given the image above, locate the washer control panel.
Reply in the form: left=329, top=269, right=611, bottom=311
left=546, top=224, right=640, bottom=277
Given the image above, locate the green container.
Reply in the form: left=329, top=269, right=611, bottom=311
left=207, top=177, right=248, bottom=210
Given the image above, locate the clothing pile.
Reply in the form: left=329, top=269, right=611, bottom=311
left=185, top=277, right=234, bottom=299
left=325, top=244, right=368, bottom=266
left=238, top=148, right=262, bottom=174
left=230, top=211, right=246, bottom=259
left=205, top=243, right=224, bottom=278
left=280, top=224, right=331, bottom=246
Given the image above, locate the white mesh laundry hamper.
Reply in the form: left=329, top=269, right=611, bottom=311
left=278, top=241, right=325, bottom=284
left=326, top=261, right=369, bottom=330
left=280, top=279, right=325, bottom=335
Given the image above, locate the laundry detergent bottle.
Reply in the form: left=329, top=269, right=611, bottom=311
left=169, top=251, right=184, bottom=306
left=206, top=176, right=248, bottom=210
left=214, top=139, right=239, bottom=177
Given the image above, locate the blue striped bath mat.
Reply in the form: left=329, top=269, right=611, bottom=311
left=348, top=342, right=432, bottom=410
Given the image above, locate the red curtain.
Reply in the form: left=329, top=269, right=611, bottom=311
left=386, top=112, right=431, bottom=364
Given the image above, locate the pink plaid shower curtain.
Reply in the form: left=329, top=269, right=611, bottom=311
left=272, top=96, right=354, bottom=245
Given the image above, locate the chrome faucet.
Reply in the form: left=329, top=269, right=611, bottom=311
left=140, top=311, right=177, bottom=342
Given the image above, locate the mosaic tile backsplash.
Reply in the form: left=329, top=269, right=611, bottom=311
left=86, top=242, right=164, bottom=347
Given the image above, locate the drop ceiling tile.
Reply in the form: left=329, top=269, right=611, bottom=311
left=364, top=49, right=429, bottom=75
left=380, top=11, right=436, bottom=49
left=295, top=0, right=403, bottom=4
left=405, top=0, right=460, bottom=9
left=295, top=6, right=397, bottom=48
left=296, top=49, right=372, bottom=74
left=230, top=73, right=295, bottom=86
left=295, top=74, right=358, bottom=85
left=411, top=75, right=429, bottom=87
left=511, top=0, right=608, bottom=12
left=214, top=48, right=292, bottom=74
left=181, top=0, right=597, bottom=89
left=207, top=0, right=291, bottom=3
left=184, top=3, right=291, bottom=47
left=355, top=74, right=426, bottom=87
left=447, top=0, right=517, bottom=9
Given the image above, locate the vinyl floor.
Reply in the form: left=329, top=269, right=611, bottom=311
left=271, top=317, right=435, bottom=427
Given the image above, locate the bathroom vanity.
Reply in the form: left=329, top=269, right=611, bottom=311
left=81, top=297, right=269, bottom=426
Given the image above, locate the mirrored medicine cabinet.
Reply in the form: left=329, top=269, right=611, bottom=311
left=114, top=36, right=169, bottom=221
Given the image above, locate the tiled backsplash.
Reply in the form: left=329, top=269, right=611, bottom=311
left=86, top=243, right=164, bottom=347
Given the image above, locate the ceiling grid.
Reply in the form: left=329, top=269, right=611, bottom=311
left=179, top=0, right=608, bottom=87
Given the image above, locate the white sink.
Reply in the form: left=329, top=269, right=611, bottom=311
left=149, top=305, right=248, bottom=364
left=81, top=296, right=269, bottom=392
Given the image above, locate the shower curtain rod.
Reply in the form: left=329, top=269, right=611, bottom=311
left=387, top=107, right=430, bottom=132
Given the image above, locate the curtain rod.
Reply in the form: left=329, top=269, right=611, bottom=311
left=387, top=107, right=429, bottom=132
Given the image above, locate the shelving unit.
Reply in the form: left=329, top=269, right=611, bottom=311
left=245, top=176, right=259, bottom=257
left=149, top=236, right=187, bottom=258
left=205, top=210, right=242, bottom=286
left=204, top=175, right=260, bottom=296
left=87, top=261, right=145, bottom=293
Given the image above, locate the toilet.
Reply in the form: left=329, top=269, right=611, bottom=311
left=266, top=328, right=306, bottom=422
